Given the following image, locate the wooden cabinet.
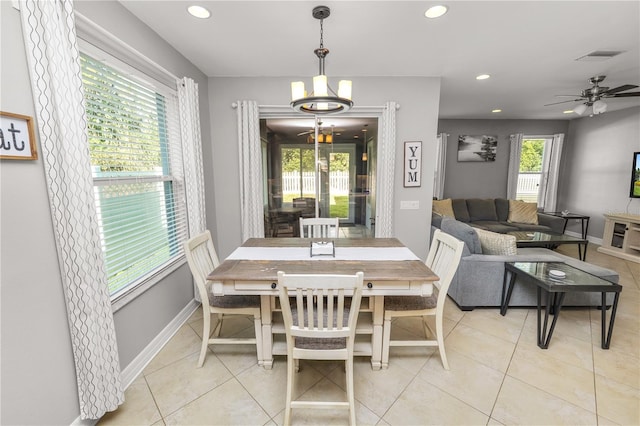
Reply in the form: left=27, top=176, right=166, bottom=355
left=598, top=213, right=640, bottom=263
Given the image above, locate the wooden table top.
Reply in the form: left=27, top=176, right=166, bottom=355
left=208, top=238, right=438, bottom=283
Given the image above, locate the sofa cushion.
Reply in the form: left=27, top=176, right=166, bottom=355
left=475, top=228, right=517, bottom=255
left=508, top=200, right=539, bottom=224
left=451, top=199, right=471, bottom=222
left=432, top=212, right=444, bottom=229
left=495, top=198, right=510, bottom=222
left=440, top=217, right=482, bottom=255
left=432, top=198, right=455, bottom=217
left=472, top=221, right=520, bottom=234
left=467, top=199, right=498, bottom=222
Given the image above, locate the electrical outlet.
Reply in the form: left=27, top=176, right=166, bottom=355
left=400, top=200, right=419, bottom=210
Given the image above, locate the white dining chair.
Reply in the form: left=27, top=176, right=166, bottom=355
left=184, top=230, right=263, bottom=367
left=381, top=229, right=464, bottom=370
left=277, top=271, right=363, bottom=426
left=299, top=217, right=340, bottom=238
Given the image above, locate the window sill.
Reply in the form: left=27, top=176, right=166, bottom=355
left=111, top=256, right=187, bottom=313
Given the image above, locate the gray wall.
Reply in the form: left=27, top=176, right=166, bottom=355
left=209, top=77, right=441, bottom=260
left=1, top=2, right=211, bottom=424
left=438, top=119, right=569, bottom=199
left=559, top=107, right=640, bottom=238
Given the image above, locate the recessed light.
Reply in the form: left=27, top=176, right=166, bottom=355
left=563, top=110, right=574, bottom=114
left=492, top=109, right=502, bottom=113
left=188, top=5, right=210, bottom=19
left=476, top=74, right=491, bottom=80
left=425, top=5, right=448, bottom=19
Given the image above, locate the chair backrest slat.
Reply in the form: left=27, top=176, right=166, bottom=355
left=277, top=272, right=363, bottom=340
left=299, top=217, right=340, bottom=238
left=426, top=229, right=465, bottom=303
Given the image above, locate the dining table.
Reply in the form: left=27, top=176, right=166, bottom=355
left=207, top=237, right=439, bottom=370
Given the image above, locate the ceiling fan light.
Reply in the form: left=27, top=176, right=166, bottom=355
left=593, top=100, right=608, bottom=114
left=574, top=104, right=588, bottom=115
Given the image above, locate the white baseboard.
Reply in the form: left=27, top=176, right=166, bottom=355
left=71, top=299, right=199, bottom=426
left=120, top=299, right=199, bottom=388
left=565, top=230, right=603, bottom=246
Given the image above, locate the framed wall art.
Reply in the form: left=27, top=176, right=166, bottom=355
left=457, top=134, right=497, bottom=162
left=0, top=111, right=38, bottom=160
left=404, top=141, right=422, bottom=187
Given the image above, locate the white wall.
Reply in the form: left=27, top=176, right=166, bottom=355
left=559, top=107, right=640, bottom=238
left=208, top=77, right=441, bottom=259
left=1, top=2, right=211, bottom=423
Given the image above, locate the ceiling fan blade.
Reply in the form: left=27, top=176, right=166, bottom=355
left=297, top=130, right=313, bottom=136
left=604, top=84, right=639, bottom=95
left=555, top=94, right=583, bottom=98
left=608, top=91, right=640, bottom=98
left=544, top=99, right=582, bottom=106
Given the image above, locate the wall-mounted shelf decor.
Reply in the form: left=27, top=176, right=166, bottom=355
left=404, top=141, right=422, bottom=187
left=0, top=111, right=37, bottom=160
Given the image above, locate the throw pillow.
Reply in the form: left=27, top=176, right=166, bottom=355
left=508, top=200, right=539, bottom=224
left=432, top=199, right=455, bottom=218
left=475, top=228, right=517, bottom=256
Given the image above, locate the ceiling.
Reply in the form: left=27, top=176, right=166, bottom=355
left=118, top=0, right=640, bottom=139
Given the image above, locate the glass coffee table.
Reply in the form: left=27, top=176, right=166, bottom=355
left=500, top=261, right=622, bottom=349
left=508, top=231, right=588, bottom=260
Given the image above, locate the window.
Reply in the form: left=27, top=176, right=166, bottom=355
left=515, top=138, right=548, bottom=203
left=81, top=53, right=187, bottom=299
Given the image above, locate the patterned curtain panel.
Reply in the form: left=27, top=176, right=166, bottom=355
left=507, top=133, right=524, bottom=199
left=19, top=0, right=123, bottom=419
left=236, top=100, right=265, bottom=240
left=376, top=101, right=398, bottom=237
left=178, top=77, right=206, bottom=301
left=542, top=133, right=564, bottom=212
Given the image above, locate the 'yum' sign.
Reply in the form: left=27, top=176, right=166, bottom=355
left=404, top=141, right=422, bottom=187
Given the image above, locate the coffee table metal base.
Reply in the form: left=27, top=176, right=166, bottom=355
left=501, top=263, right=621, bottom=349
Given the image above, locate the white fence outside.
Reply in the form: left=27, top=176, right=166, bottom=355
left=282, top=171, right=350, bottom=196
left=517, top=172, right=541, bottom=203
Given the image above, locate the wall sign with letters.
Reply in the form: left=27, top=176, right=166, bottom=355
left=0, top=111, right=37, bottom=160
left=404, top=141, right=422, bottom=187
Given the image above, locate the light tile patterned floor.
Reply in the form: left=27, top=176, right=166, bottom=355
left=99, top=244, right=640, bottom=425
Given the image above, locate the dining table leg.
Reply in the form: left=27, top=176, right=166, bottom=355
left=370, top=296, right=384, bottom=370
left=260, top=295, right=273, bottom=369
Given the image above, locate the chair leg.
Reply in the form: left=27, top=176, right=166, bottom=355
left=284, top=354, right=295, bottom=426
left=198, top=310, right=211, bottom=368
left=435, top=313, right=449, bottom=370
left=346, top=357, right=356, bottom=426
left=381, top=316, right=392, bottom=368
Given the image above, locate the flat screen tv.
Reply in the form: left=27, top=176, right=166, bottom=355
left=631, top=152, right=640, bottom=198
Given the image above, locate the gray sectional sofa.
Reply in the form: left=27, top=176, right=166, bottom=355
left=433, top=215, right=619, bottom=310
left=438, top=198, right=565, bottom=234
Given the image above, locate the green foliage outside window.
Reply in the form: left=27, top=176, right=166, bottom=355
left=519, top=139, right=544, bottom=172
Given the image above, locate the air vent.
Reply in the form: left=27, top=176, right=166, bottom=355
left=575, top=51, right=624, bottom=62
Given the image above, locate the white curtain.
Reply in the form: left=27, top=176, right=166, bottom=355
left=237, top=100, right=265, bottom=240
left=434, top=133, right=448, bottom=200
left=507, top=133, right=524, bottom=199
left=178, top=77, right=206, bottom=301
left=376, top=101, right=398, bottom=237
left=542, top=133, right=564, bottom=212
left=19, top=0, right=123, bottom=419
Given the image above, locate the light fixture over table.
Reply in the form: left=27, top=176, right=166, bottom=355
left=291, top=6, right=353, bottom=115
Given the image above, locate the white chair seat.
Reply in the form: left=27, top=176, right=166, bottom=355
left=384, top=295, right=437, bottom=311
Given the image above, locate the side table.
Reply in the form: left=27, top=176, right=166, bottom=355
left=543, top=212, right=590, bottom=239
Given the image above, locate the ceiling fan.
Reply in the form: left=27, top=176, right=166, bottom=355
left=297, top=121, right=344, bottom=143
left=545, top=76, right=640, bottom=115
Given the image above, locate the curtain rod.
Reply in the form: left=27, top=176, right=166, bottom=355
left=231, top=103, right=400, bottom=110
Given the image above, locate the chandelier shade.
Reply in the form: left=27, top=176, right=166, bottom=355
left=291, top=6, right=353, bottom=115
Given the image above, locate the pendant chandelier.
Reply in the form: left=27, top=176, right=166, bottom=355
left=291, top=6, right=353, bottom=115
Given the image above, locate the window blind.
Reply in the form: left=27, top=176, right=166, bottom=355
left=81, top=53, right=187, bottom=298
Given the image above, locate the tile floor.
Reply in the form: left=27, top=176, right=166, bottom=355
left=99, top=244, right=639, bottom=425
